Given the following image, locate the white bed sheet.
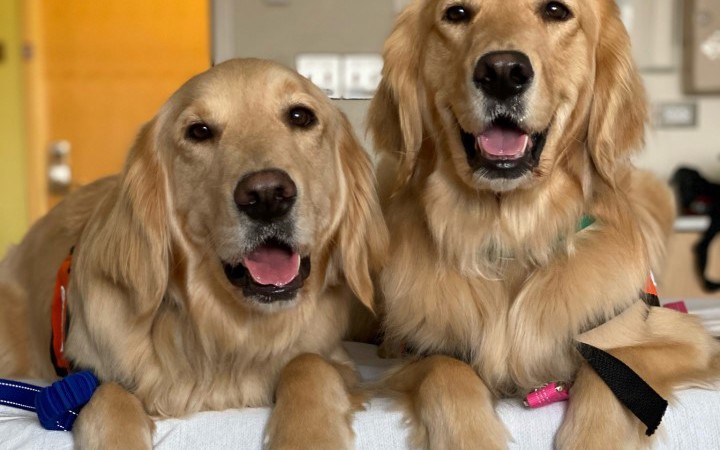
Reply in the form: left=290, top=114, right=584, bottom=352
left=1, top=342, right=719, bottom=449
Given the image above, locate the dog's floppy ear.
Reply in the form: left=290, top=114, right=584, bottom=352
left=587, top=1, right=648, bottom=185
left=76, top=119, right=170, bottom=317
left=368, top=2, right=425, bottom=188
left=335, top=115, right=389, bottom=313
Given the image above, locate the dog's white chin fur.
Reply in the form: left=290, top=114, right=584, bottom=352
left=246, top=297, right=301, bottom=314
left=473, top=173, right=533, bottom=193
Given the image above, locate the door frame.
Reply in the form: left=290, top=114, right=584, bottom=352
left=22, top=0, right=49, bottom=221
left=211, top=0, right=237, bottom=65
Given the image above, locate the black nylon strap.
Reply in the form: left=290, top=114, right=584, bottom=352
left=577, top=342, right=667, bottom=436
left=49, top=333, right=69, bottom=377
left=640, top=291, right=660, bottom=307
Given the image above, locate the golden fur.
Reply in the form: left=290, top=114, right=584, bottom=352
left=369, top=0, right=720, bottom=448
left=0, top=58, right=387, bottom=449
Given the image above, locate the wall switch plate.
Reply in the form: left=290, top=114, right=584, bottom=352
left=296, top=54, right=342, bottom=99
left=343, top=54, right=383, bottom=99
left=654, top=102, right=698, bottom=128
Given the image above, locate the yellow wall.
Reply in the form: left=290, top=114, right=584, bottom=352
left=0, top=0, right=28, bottom=255
left=0, top=0, right=29, bottom=255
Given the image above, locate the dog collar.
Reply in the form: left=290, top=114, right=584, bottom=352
left=576, top=214, right=595, bottom=231
left=51, top=249, right=73, bottom=376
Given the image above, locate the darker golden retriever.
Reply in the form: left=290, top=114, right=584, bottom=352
left=369, top=0, right=720, bottom=448
left=0, top=58, right=387, bottom=449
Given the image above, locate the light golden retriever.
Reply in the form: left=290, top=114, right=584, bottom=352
left=369, top=0, right=720, bottom=448
left=0, top=58, right=387, bottom=449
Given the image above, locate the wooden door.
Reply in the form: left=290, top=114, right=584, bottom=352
left=23, top=0, right=210, bottom=217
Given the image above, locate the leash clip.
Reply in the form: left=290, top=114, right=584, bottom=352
left=524, top=381, right=570, bottom=408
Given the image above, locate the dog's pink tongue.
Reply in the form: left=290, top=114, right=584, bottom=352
left=243, top=245, right=300, bottom=287
left=478, top=126, right=529, bottom=158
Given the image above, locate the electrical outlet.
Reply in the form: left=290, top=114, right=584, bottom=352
left=343, top=54, right=383, bottom=99
left=654, top=102, right=697, bottom=128
left=296, top=54, right=341, bottom=99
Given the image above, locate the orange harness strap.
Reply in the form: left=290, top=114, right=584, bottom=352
left=50, top=250, right=73, bottom=376
left=641, top=272, right=660, bottom=306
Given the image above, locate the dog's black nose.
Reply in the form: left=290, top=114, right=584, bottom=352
left=234, top=169, right=297, bottom=222
left=474, top=51, right=534, bottom=100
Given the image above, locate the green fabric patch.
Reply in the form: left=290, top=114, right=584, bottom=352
left=577, top=215, right=596, bottom=231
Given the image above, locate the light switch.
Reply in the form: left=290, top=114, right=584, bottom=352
left=654, top=102, right=697, bottom=128
left=343, top=54, right=383, bottom=99
left=296, top=54, right=341, bottom=99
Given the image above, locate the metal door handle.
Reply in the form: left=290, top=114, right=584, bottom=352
left=48, top=140, right=72, bottom=194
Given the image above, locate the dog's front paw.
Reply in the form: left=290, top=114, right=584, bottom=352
left=555, top=364, right=649, bottom=450
left=384, top=355, right=509, bottom=450
left=73, top=383, right=153, bottom=450
left=266, top=354, right=357, bottom=450
left=555, top=416, right=646, bottom=450
left=265, top=418, right=354, bottom=450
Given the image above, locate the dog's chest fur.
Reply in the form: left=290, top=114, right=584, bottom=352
left=380, top=176, right=627, bottom=396
left=150, top=287, right=350, bottom=416
left=66, top=264, right=351, bottom=417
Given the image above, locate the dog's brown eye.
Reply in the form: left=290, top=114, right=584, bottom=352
left=287, top=106, right=317, bottom=129
left=543, top=1, right=572, bottom=22
left=443, top=4, right=472, bottom=24
left=186, top=123, right=213, bottom=141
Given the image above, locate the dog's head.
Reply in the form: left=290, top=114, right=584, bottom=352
left=370, top=0, right=647, bottom=192
left=82, top=59, right=386, bottom=314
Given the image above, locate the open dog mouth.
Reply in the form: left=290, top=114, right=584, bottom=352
left=460, top=115, right=548, bottom=179
left=223, top=238, right=311, bottom=303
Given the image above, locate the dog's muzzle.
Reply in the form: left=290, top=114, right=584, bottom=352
left=460, top=116, right=548, bottom=179
left=223, top=238, right=311, bottom=303
left=224, top=168, right=311, bottom=303
left=458, top=51, right=548, bottom=179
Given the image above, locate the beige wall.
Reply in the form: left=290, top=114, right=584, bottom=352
left=627, top=0, right=720, bottom=181
left=0, top=0, right=29, bottom=255
left=214, top=0, right=396, bottom=145
left=636, top=74, right=720, bottom=181
left=215, top=1, right=720, bottom=180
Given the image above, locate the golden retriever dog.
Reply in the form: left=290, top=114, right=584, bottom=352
left=0, top=58, right=387, bottom=449
left=368, top=0, right=720, bottom=448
